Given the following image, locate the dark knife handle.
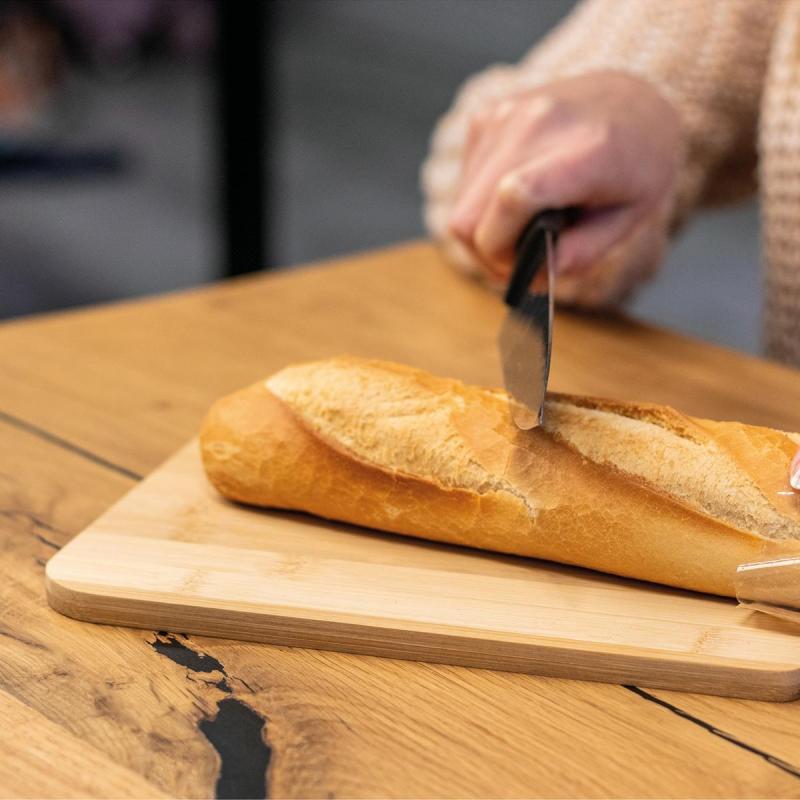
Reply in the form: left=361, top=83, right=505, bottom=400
left=504, top=208, right=579, bottom=308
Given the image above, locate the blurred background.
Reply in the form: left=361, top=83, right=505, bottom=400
left=0, top=0, right=761, bottom=353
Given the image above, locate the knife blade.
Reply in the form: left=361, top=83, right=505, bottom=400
left=499, top=209, right=573, bottom=430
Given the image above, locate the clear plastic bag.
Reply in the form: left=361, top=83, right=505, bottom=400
left=736, top=541, right=800, bottom=625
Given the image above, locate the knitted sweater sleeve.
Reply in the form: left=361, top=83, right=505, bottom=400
left=422, top=0, right=782, bottom=277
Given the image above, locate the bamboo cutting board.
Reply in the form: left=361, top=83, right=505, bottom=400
left=46, top=440, right=800, bottom=701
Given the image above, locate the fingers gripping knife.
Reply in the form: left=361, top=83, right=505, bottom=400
left=499, top=209, right=576, bottom=429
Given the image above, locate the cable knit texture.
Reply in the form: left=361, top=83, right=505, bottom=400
left=421, top=0, right=798, bottom=364
left=762, top=2, right=800, bottom=363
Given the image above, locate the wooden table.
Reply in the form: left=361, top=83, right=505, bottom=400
left=3, top=242, right=800, bottom=799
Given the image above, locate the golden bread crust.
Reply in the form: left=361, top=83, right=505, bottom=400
left=198, top=357, right=800, bottom=596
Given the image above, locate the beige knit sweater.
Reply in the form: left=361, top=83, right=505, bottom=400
left=421, top=0, right=800, bottom=365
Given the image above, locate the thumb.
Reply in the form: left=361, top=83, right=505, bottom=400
left=791, top=449, right=800, bottom=491
left=556, top=206, right=641, bottom=275
left=554, top=214, right=667, bottom=307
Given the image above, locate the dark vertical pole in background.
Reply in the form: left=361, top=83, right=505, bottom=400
left=215, top=0, right=271, bottom=277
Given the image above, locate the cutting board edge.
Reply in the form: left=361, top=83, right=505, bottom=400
left=44, top=568, right=800, bottom=703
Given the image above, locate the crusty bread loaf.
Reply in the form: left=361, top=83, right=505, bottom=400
left=199, top=356, right=800, bottom=596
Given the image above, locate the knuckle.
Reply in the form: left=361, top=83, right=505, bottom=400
left=516, top=167, right=549, bottom=202
left=583, top=122, right=613, bottom=154
left=466, top=112, right=487, bottom=141
left=470, top=106, right=490, bottom=128
left=521, top=94, right=556, bottom=125
left=496, top=172, right=528, bottom=209
left=473, top=224, right=498, bottom=261
left=495, top=98, right=517, bottom=119
left=448, top=217, right=473, bottom=244
left=473, top=221, right=490, bottom=251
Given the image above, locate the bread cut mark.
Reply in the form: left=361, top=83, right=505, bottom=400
left=267, top=393, right=540, bottom=519
left=265, top=362, right=510, bottom=495
left=551, top=392, right=704, bottom=443
left=545, top=400, right=800, bottom=540
left=265, top=366, right=540, bottom=517
left=266, top=357, right=800, bottom=542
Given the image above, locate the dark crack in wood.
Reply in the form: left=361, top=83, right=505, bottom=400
left=200, top=697, right=271, bottom=799
left=151, top=632, right=226, bottom=675
left=148, top=631, right=271, bottom=798
left=0, top=409, right=143, bottom=481
left=0, top=509, right=64, bottom=549
left=625, top=686, right=800, bottom=779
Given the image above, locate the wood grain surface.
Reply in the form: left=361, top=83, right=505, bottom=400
left=46, top=440, right=800, bottom=701
left=0, top=689, right=169, bottom=799
left=3, top=242, right=800, bottom=797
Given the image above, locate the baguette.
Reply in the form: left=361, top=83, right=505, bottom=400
left=199, top=356, right=800, bottom=596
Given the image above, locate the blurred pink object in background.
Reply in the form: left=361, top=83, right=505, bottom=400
left=54, top=0, right=213, bottom=65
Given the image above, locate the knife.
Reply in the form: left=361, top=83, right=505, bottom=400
left=498, top=208, right=575, bottom=430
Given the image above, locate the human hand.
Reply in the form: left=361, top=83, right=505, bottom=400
left=448, top=71, right=682, bottom=305
left=791, top=449, right=800, bottom=491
